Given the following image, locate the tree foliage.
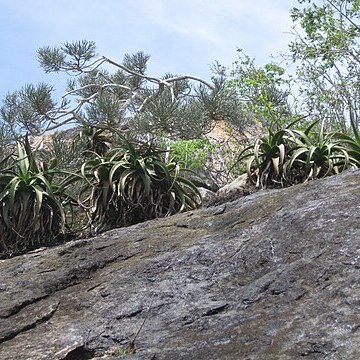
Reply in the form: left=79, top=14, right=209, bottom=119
left=225, top=49, right=294, bottom=131
left=290, top=0, right=360, bottom=131
left=0, top=40, right=246, bottom=142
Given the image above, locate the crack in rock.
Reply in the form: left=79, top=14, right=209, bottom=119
left=0, top=301, right=59, bottom=344
left=202, top=303, right=229, bottom=317
left=0, top=294, right=50, bottom=319
left=116, top=308, right=143, bottom=320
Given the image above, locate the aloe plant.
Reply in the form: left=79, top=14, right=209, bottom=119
left=236, top=127, right=292, bottom=188
left=234, top=119, right=355, bottom=189
left=283, top=120, right=354, bottom=183
left=76, top=139, right=201, bottom=233
left=76, top=125, right=111, bottom=156
left=333, top=117, right=360, bottom=167
left=0, top=136, right=71, bottom=258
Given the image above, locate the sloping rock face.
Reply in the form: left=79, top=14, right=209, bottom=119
left=0, top=171, right=359, bottom=360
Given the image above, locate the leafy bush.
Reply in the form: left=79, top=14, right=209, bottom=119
left=167, top=138, right=217, bottom=172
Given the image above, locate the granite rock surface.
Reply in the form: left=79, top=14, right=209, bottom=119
left=0, top=170, right=359, bottom=359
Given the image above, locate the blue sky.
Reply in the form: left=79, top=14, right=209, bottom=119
left=0, top=0, right=297, bottom=101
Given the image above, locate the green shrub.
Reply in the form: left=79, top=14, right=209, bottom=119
left=167, top=138, right=217, bottom=172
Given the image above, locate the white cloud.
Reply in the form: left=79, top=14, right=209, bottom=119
left=132, top=0, right=294, bottom=61
left=0, top=0, right=297, bottom=99
left=131, top=0, right=226, bottom=47
left=2, top=0, right=294, bottom=59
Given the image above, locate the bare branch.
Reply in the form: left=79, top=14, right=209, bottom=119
left=102, top=56, right=215, bottom=90
left=164, top=75, right=215, bottom=90
left=62, top=83, right=132, bottom=98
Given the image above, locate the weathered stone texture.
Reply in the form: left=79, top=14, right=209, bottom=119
left=0, top=170, right=359, bottom=359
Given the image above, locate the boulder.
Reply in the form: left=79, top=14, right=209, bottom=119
left=186, top=170, right=219, bottom=192
left=197, top=187, right=216, bottom=205
left=0, top=170, right=359, bottom=359
left=217, top=173, right=248, bottom=195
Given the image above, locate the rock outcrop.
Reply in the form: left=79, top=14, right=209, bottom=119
left=217, top=173, right=248, bottom=195
left=0, top=170, right=359, bottom=360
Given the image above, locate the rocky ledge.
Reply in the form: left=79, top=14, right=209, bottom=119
left=0, top=170, right=359, bottom=359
